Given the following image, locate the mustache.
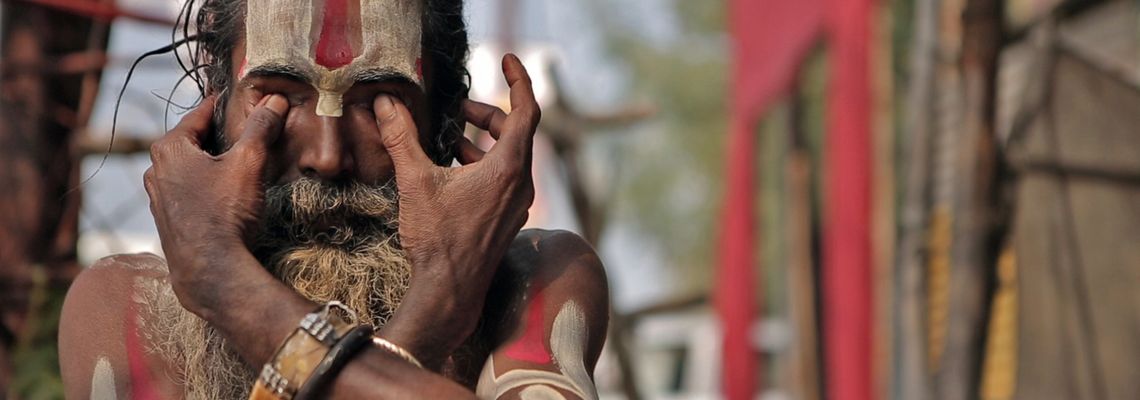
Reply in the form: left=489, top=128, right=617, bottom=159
left=258, top=177, right=400, bottom=250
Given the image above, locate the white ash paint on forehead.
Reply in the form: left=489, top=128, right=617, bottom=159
left=244, top=0, right=423, bottom=117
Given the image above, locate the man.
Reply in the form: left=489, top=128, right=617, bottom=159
left=57, top=0, right=609, bottom=398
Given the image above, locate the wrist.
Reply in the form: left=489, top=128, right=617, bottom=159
left=379, top=283, right=475, bottom=371
left=193, top=248, right=316, bottom=365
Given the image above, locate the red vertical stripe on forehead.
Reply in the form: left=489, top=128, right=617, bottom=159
left=314, top=0, right=357, bottom=69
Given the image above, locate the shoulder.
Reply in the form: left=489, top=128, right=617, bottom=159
left=505, top=229, right=607, bottom=294
left=475, top=230, right=609, bottom=399
left=59, top=253, right=175, bottom=399
left=504, top=229, right=609, bottom=326
left=503, top=229, right=609, bottom=360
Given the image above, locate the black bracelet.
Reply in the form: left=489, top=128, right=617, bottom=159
left=294, top=325, right=375, bottom=400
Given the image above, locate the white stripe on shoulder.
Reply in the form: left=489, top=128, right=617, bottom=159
left=519, top=384, right=567, bottom=400
left=91, top=356, right=117, bottom=400
left=476, top=301, right=598, bottom=400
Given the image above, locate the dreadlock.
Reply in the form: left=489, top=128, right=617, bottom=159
left=164, top=0, right=471, bottom=164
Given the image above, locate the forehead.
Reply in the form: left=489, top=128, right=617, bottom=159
left=243, top=0, right=424, bottom=115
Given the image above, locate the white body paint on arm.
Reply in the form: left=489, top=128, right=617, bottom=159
left=90, top=356, right=118, bottom=400
left=476, top=301, right=597, bottom=400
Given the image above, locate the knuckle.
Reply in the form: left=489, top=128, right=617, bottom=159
left=384, top=127, right=414, bottom=149
left=143, top=169, right=156, bottom=191
left=531, top=105, right=542, bottom=124
left=149, top=141, right=167, bottom=162
left=504, top=164, right=523, bottom=180
left=481, top=112, right=497, bottom=128
left=231, top=143, right=262, bottom=160
left=248, top=109, right=281, bottom=130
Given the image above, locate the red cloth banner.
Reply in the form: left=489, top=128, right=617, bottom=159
left=722, top=0, right=874, bottom=399
left=721, top=0, right=822, bottom=399
left=822, top=0, right=874, bottom=399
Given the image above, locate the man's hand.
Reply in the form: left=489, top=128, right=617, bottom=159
left=377, top=54, right=539, bottom=367
left=144, top=94, right=290, bottom=318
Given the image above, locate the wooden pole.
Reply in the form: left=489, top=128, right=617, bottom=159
left=894, top=0, right=939, bottom=398
left=786, top=85, right=821, bottom=400
left=937, top=0, right=1004, bottom=398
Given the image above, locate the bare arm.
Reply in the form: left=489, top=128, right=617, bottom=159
left=59, top=255, right=181, bottom=400
left=478, top=230, right=610, bottom=400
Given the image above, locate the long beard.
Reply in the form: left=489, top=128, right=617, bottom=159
left=138, top=177, right=411, bottom=399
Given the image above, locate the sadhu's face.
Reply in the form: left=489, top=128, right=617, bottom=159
left=221, top=0, right=430, bottom=185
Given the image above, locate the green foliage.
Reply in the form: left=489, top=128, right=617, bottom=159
left=11, top=274, right=67, bottom=400
left=592, top=0, right=729, bottom=289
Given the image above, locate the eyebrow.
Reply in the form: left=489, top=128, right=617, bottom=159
left=352, top=67, right=416, bottom=85
left=245, top=64, right=311, bottom=84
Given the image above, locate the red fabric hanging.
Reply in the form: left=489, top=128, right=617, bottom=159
left=722, top=0, right=874, bottom=398
left=822, top=0, right=875, bottom=399
left=720, top=1, right=822, bottom=399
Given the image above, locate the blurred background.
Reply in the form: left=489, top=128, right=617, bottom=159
left=2, top=0, right=1139, bottom=399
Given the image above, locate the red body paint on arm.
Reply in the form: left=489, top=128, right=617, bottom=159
left=125, top=301, right=159, bottom=400
left=502, top=290, right=552, bottom=364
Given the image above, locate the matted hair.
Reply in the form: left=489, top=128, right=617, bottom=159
left=170, top=0, right=470, bottom=164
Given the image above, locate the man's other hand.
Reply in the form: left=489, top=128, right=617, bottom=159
left=376, top=54, right=540, bottom=369
left=144, top=94, right=290, bottom=318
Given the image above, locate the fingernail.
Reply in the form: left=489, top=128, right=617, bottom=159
left=256, top=95, right=271, bottom=107
left=374, top=94, right=393, bottom=111
left=265, top=94, right=288, bottom=114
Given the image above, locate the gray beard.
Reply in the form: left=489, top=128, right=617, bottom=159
left=137, top=177, right=411, bottom=399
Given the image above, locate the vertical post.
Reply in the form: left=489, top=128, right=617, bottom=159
left=786, top=83, right=821, bottom=400
left=937, top=0, right=1003, bottom=398
left=894, top=0, right=940, bottom=398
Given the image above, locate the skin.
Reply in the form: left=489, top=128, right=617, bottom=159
left=59, top=40, right=609, bottom=399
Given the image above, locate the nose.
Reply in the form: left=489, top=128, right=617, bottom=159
left=298, top=117, right=355, bottom=181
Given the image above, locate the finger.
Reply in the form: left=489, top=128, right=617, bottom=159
left=492, top=54, right=541, bottom=154
left=167, top=96, right=218, bottom=147
left=374, top=94, right=431, bottom=169
left=503, top=54, right=537, bottom=117
left=461, top=99, right=507, bottom=140
left=228, top=94, right=288, bottom=158
left=455, top=136, right=486, bottom=165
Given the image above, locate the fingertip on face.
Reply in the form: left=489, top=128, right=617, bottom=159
left=263, top=94, right=289, bottom=116
left=373, top=93, right=395, bottom=114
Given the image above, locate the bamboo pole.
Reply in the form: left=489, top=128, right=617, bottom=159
left=894, top=0, right=940, bottom=398
left=937, top=0, right=1005, bottom=398
left=785, top=97, right=821, bottom=400
left=871, top=4, right=897, bottom=399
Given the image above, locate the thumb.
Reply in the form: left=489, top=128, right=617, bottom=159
left=374, top=94, right=431, bottom=170
left=229, top=94, right=288, bottom=159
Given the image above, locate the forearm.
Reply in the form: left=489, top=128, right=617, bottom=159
left=196, top=249, right=475, bottom=398
left=191, top=248, right=313, bottom=367
left=329, top=346, right=475, bottom=399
